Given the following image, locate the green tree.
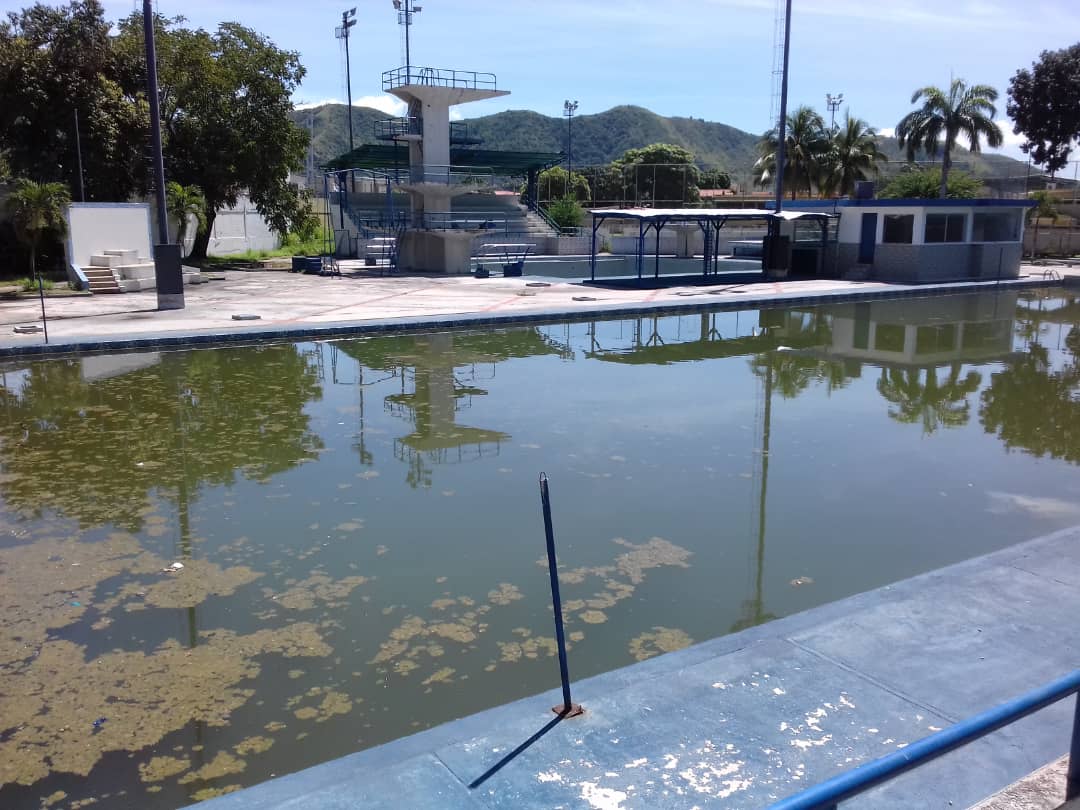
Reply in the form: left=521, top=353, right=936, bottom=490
left=819, top=113, right=887, bottom=197
left=0, top=0, right=145, bottom=200
left=1007, top=44, right=1080, bottom=177
left=753, top=105, right=828, bottom=199
left=878, top=166, right=983, bottom=199
left=1026, top=190, right=1058, bottom=256
left=545, top=195, right=584, bottom=231
left=699, top=168, right=731, bottom=190
left=895, top=79, right=1003, bottom=199
left=165, top=181, right=207, bottom=256
left=612, top=143, right=700, bottom=205
left=112, top=13, right=309, bottom=259
left=4, top=178, right=70, bottom=282
left=535, top=166, right=590, bottom=202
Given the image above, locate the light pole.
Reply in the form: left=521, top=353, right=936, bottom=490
left=143, top=0, right=184, bottom=310
left=563, top=100, right=578, bottom=194
left=392, top=0, right=422, bottom=75
left=826, top=92, right=844, bottom=131
left=772, top=0, right=792, bottom=213
left=335, top=9, right=357, bottom=158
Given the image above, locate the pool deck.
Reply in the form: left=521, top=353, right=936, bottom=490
left=193, top=525, right=1080, bottom=810
left=0, top=263, right=1075, bottom=357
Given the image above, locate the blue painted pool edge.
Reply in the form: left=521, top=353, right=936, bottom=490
left=190, top=523, right=1080, bottom=809
left=0, top=275, right=1063, bottom=361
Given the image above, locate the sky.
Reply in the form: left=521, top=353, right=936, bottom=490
left=8, top=0, right=1080, bottom=166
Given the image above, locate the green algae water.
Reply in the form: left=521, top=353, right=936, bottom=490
left=2, top=288, right=1080, bottom=808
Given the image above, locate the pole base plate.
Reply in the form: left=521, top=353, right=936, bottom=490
left=552, top=703, right=585, bottom=718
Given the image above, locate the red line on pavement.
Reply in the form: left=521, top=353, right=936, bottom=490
left=480, top=296, right=524, bottom=312
left=280, top=289, right=415, bottom=322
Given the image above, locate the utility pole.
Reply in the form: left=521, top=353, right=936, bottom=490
left=826, top=92, right=843, bottom=131
left=564, top=100, right=578, bottom=189
left=772, top=0, right=792, bottom=213
left=143, top=0, right=184, bottom=310
left=73, top=108, right=85, bottom=202
left=392, top=0, right=423, bottom=75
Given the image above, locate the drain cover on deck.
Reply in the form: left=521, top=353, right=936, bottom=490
left=13, top=325, right=42, bottom=334
left=231, top=314, right=261, bottom=321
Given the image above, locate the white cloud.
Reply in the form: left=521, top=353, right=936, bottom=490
left=877, top=126, right=896, bottom=139
left=449, top=109, right=464, bottom=122
left=354, top=95, right=408, bottom=116
left=294, top=95, right=407, bottom=116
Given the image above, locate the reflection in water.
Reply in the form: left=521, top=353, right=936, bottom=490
left=4, top=292, right=1080, bottom=809
left=0, top=345, right=325, bottom=529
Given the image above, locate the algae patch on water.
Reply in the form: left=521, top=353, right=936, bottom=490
left=0, top=622, right=330, bottom=787
left=629, top=627, right=694, bottom=661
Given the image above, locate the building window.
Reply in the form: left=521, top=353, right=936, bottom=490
left=925, top=213, right=966, bottom=243
left=915, top=324, right=957, bottom=354
left=971, top=211, right=1019, bottom=242
left=874, top=323, right=905, bottom=353
left=882, top=214, right=914, bottom=244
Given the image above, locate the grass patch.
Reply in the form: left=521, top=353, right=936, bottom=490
left=15, top=277, right=55, bottom=292
left=203, top=231, right=331, bottom=265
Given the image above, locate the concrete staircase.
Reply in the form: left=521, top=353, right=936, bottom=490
left=86, top=249, right=158, bottom=294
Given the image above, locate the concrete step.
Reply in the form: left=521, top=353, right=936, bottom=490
left=115, top=262, right=156, bottom=281
left=103, top=249, right=138, bottom=263
left=83, top=268, right=116, bottom=279
left=90, top=254, right=123, bottom=268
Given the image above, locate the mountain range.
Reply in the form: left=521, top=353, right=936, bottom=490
left=291, top=103, right=1028, bottom=186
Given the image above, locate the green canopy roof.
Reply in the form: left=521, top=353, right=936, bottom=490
left=325, top=145, right=563, bottom=174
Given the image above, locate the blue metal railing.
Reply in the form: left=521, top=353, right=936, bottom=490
left=381, top=66, right=497, bottom=92
left=769, top=668, right=1080, bottom=810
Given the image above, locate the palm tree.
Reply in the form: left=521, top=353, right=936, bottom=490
left=4, top=179, right=71, bottom=342
left=165, top=182, right=207, bottom=257
left=876, top=364, right=982, bottom=435
left=754, top=106, right=829, bottom=199
left=1025, top=190, right=1057, bottom=258
left=820, top=113, right=888, bottom=197
left=895, top=79, right=1003, bottom=199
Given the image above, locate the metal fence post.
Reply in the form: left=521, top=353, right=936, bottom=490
left=1068, top=692, right=1080, bottom=800
left=539, top=473, right=583, bottom=718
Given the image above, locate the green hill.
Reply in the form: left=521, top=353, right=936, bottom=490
left=292, top=103, right=1027, bottom=187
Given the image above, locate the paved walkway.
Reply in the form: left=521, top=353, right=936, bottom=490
left=0, top=264, right=1074, bottom=355
left=194, top=525, right=1080, bottom=810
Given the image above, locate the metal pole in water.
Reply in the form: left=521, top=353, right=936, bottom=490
left=539, top=473, right=583, bottom=717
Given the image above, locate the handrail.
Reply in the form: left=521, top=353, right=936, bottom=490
left=374, top=117, right=422, bottom=139
left=381, top=66, right=497, bottom=92
left=768, top=668, right=1080, bottom=809
left=534, top=203, right=563, bottom=235
left=410, top=165, right=494, bottom=186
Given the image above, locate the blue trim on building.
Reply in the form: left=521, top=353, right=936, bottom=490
left=768, top=198, right=1035, bottom=209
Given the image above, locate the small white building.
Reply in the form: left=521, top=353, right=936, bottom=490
left=783, top=198, right=1031, bottom=283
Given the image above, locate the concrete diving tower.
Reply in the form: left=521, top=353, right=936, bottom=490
left=381, top=66, right=510, bottom=273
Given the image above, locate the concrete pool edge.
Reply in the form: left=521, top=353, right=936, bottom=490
left=0, top=274, right=1065, bottom=361
left=191, top=524, right=1080, bottom=808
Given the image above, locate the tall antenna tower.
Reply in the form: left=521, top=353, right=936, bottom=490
left=768, top=0, right=784, bottom=131
left=392, top=0, right=422, bottom=72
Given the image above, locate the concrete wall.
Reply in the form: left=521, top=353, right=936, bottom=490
left=1025, top=228, right=1080, bottom=257
left=206, top=195, right=280, bottom=256
left=839, top=242, right=1023, bottom=283
left=65, top=203, right=153, bottom=270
